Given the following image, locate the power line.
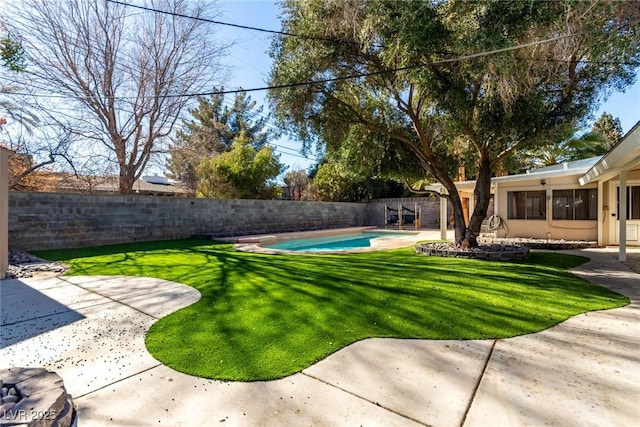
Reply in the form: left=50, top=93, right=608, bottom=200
left=191, top=96, right=318, bottom=161
left=182, top=22, right=640, bottom=97
left=8, top=19, right=639, bottom=102
left=106, top=0, right=343, bottom=44
left=4, top=57, right=637, bottom=104
left=1, top=79, right=317, bottom=162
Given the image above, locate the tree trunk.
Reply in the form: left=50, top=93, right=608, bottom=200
left=118, top=168, right=135, bottom=194
left=437, top=177, right=467, bottom=246
left=449, top=190, right=467, bottom=246
left=467, top=156, right=492, bottom=247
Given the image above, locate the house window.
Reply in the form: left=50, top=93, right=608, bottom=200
left=617, top=186, right=640, bottom=220
left=507, top=191, right=546, bottom=220
left=552, top=189, right=597, bottom=220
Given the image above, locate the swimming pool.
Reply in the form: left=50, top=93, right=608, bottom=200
left=263, top=231, right=419, bottom=252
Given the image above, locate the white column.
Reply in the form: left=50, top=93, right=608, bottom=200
left=440, top=187, right=448, bottom=241
left=619, top=170, right=627, bottom=262
left=597, top=180, right=603, bottom=247
left=493, top=182, right=499, bottom=216
left=1, top=148, right=9, bottom=279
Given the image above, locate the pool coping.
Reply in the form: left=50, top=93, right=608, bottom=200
left=226, top=227, right=439, bottom=255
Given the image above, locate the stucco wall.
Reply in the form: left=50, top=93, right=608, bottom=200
left=495, top=175, right=598, bottom=241
left=9, top=192, right=368, bottom=251
left=601, top=167, right=640, bottom=246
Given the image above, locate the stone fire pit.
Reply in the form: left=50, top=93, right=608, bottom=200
left=0, top=368, right=76, bottom=427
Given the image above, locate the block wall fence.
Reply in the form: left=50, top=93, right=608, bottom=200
left=8, top=192, right=444, bottom=251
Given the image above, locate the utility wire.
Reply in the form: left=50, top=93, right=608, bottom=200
left=189, top=96, right=318, bottom=161
left=106, top=0, right=343, bottom=43
left=1, top=78, right=316, bottom=162
left=7, top=23, right=639, bottom=101
left=6, top=14, right=640, bottom=102
left=3, top=57, right=638, bottom=89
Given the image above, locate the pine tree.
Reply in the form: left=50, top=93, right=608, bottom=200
left=167, top=90, right=272, bottom=193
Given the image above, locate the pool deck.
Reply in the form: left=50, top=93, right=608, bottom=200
left=1, top=247, right=638, bottom=426
left=226, top=227, right=441, bottom=254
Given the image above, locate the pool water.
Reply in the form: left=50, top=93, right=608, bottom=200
left=263, top=231, right=418, bottom=252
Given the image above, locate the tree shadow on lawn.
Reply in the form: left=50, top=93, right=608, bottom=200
left=170, top=247, right=624, bottom=379
left=37, top=240, right=629, bottom=381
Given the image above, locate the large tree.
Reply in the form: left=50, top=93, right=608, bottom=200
left=8, top=0, right=226, bottom=193
left=196, top=131, right=283, bottom=199
left=167, top=91, right=272, bottom=194
left=269, top=0, right=640, bottom=246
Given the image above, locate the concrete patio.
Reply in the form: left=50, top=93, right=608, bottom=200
left=0, top=248, right=638, bottom=426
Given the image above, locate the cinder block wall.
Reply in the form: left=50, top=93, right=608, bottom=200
left=9, top=192, right=368, bottom=250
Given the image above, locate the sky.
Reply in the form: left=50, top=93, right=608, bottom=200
left=213, top=1, right=319, bottom=174
left=8, top=0, right=636, bottom=177
left=213, top=0, right=640, bottom=177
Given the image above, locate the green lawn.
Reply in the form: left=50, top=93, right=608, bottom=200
left=36, top=239, right=629, bottom=381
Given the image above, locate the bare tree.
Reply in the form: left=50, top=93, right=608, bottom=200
left=283, top=169, right=308, bottom=201
left=5, top=126, right=76, bottom=190
left=9, top=0, right=227, bottom=193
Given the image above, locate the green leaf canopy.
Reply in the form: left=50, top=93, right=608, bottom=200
left=269, top=0, right=640, bottom=245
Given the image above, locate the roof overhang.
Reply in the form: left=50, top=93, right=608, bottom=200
left=493, top=167, right=592, bottom=184
left=579, top=120, right=640, bottom=186
left=426, top=162, right=595, bottom=193
left=425, top=153, right=604, bottom=193
left=424, top=180, right=493, bottom=195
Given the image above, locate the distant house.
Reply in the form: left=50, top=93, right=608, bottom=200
left=431, top=120, right=640, bottom=259
left=48, top=173, right=189, bottom=197
left=7, top=167, right=189, bottom=197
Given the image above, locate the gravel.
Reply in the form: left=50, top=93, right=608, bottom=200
left=6, top=251, right=68, bottom=279
left=478, top=237, right=597, bottom=249
left=415, top=237, right=597, bottom=261
left=419, top=242, right=526, bottom=252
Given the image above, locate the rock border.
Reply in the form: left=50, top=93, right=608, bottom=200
left=6, top=251, right=68, bottom=279
left=415, top=242, right=530, bottom=261
left=478, top=237, right=597, bottom=250
left=0, top=368, right=76, bottom=427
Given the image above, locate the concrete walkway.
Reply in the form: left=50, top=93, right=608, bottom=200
left=0, top=248, right=638, bottom=426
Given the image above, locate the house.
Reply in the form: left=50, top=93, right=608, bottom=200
left=492, top=156, right=600, bottom=243
left=56, top=174, right=191, bottom=197
left=21, top=172, right=190, bottom=197
left=432, top=120, right=640, bottom=261
left=579, top=120, right=640, bottom=260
